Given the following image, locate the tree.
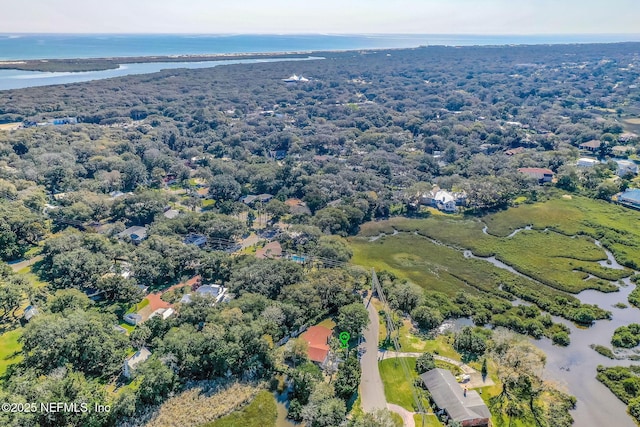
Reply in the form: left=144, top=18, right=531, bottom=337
left=301, top=383, right=346, bottom=427
left=0, top=283, right=21, bottom=319
left=411, top=306, right=443, bottom=330
left=349, top=409, right=398, bottom=427
left=21, top=310, right=129, bottom=378
left=481, top=358, right=488, bottom=379
left=265, top=199, right=289, bottom=222
left=47, top=289, right=92, bottom=313
left=416, top=352, right=436, bottom=374
left=208, top=175, right=241, bottom=201
left=336, top=303, right=369, bottom=338
left=95, top=274, right=144, bottom=304
left=130, top=324, right=152, bottom=349
left=286, top=338, right=309, bottom=368
left=454, top=327, right=487, bottom=356
left=134, top=357, right=177, bottom=405
left=388, top=281, right=423, bottom=313
left=334, top=356, right=361, bottom=400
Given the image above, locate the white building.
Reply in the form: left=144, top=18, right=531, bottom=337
left=577, top=158, right=600, bottom=168
left=615, top=159, right=639, bottom=177
left=123, top=347, right=151, bottom=378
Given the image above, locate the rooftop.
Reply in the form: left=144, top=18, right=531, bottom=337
left=302, top=325, right=332, bottom=363
left=117, top=226, right=148, bottom=241
left=256, top=241, right=283, bottom=259
left=420, top=368, right=491, bottom=423
left=125, top=347, right=152, bottom=371
left=620, top=189, right=640, bottom=204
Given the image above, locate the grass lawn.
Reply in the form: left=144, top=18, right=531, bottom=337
left=390, top=411, right=404, bottom=426
left=119, top=322, right=135, bottom=333
left=16, top=263, right=48, bottom=289
left=414, top=414, right=445, bottom=426
left=0, top=329, right=23, bottom=377
left=201, top=390, right=276, bottom=427
left=379, top=357, right=420, bottom=411
left=126, top=298, right=150, bottom=314
left=317, top=318, right=337, bottom=329
left=421, top=336, right=461, bottom=361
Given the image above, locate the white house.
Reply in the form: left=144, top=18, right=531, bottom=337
left=148, top=307, right=175, bottom=320
left=433, top=190, right=458, bottom=212
left=123, top=347, right=151, bottom=378
left=615, top=159, right=639, bottom=177
left=577, top=158, right=600, bottom=168
left=181, top=284, right=228, bottom=305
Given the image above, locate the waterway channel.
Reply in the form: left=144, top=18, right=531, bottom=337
left=461, top=231, right=638, bottom=427
left=377, top=227, right=639, bottom=426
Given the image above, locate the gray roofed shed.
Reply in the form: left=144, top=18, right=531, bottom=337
left=420, top=368, right=490, bottom=426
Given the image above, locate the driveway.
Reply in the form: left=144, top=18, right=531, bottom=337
left=359, top=296, right=387, bottom=412
left=378, top=350, right=494, bottom=388
left=387, top=403, right=415, bottom=427
left=8, top=255, right=43, bottom=273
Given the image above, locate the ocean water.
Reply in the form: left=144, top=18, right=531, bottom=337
left=1, top=34, right=639, bottom=61
left=1, top=34, right=639, bottom=91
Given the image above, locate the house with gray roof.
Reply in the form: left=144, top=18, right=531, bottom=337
left=420, top=368, right=490, bottom=427
left=117, top=226, right=148, bottom=244
left=123, top=347, right=151, bottom=378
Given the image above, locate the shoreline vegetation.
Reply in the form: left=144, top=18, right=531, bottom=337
left=0, top=51, right=317, bottom=72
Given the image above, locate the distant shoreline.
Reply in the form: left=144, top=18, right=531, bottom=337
left=0, top=52, right=316, bottom=72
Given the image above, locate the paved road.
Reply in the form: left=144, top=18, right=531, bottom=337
left=359, top=296, right=387, bottom=412
left=8, top=255, right=43, bottom=273
left=387, top=403, right=416, bottom=427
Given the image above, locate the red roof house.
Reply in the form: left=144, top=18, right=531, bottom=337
left=302, top=325, right=333, bottom=365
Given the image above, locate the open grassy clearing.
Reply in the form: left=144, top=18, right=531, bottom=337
left=0, top=329, right=22, bottom=377
left=378, top=357, right=421, bottom=411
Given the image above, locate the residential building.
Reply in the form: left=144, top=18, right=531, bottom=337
left=117, top=226, right=148, bottom=244
left=148, top=307, right=174, bottom=320
left=419, top=187, right=466, bottom=212
left=184, top=233, right=208, bottom=247
left=196, top=285, right=227, bottom=303
left=578, top=140, right=601, bottom=152
left=615, top=159, right=638, bottom=177
left=301, top=325, right=333, bottom=366
left=182, top=284, right=228, bottom=305
left=420, top=368, right=491, bottom=427
left=256, top=241, right=283, bottom=259
left=23, top=305, right=38, bottom=322
left=612, top=145, right=633, bottom=156
left=240, top=193, right=274, bottom=206
left=504, top=147, right=525, bottom=156
left=577, top=158, right=600, bottom=168
left=123, top=313, right=143, bottom=326
left=123, top=347, right=151, bottom=379
left=517, top=167, right=554, bottom=184
left=285, top=198, right=312, bottom=215
left=619, top=189, right=640, bottom=209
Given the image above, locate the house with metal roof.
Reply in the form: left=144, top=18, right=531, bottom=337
left=420, top=368, right=491, bottom=427
left=619, top=189, right=640, bottom=209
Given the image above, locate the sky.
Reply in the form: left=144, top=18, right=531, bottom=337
left=2, top=0, right=639, bottom=34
